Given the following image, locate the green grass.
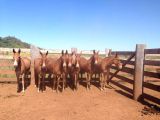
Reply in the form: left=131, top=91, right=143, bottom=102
left=0, top=66, right=14, bottom=70
left=0, top=36, right=30, bottom=48
left=0, top=74, right=16, bottom=78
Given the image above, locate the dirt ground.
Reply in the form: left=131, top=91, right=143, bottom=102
left=0, top=80, right=159, bottom=120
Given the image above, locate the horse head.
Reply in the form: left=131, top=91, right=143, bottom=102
left=61, top=50, right=68, bottom=73
left=112, top=53, right=122, bottom=69
left=75, top=51, right=82, bottom=69
left=68, top=51, right=77, bottom=68
left=93, top=50, right=100, bottom=64
left=39, top=51, right=48, bottom=70
left=13, top=48, right=21, bottom=68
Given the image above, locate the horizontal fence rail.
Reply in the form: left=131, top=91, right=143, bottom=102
left=109, top=45, right=160, bottom=105
left=145, top=48, right=160, bottom=54
left=111, top=51, right=135, bottom=55
left=144, top=60, right=160, bottom=66
left=0, top=45, right=160, bottom=106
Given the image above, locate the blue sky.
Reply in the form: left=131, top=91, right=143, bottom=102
left=0, top=0, right=160, bottom=51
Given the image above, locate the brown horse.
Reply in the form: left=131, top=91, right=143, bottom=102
left=34, top=51, right=58, bottom=92
left=92, top=51, right=122, bottom=90
left=52, top=50, right=68, bottom=93
left=13, top=48, right=31, bottom=93
left=34, top=51, right=49, bottom=92
left=67, top=52, right=81, bottom=90
left=73, top=52, right=94, bottom=90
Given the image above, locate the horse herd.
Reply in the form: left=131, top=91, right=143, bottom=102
left=12, top=48, right=123, bottom=93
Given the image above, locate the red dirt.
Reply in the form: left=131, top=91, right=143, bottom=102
left=0, top=81, right=159, bottom=120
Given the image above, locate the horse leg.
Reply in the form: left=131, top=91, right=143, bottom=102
left=100, top=73, right=103, bottom=91
left=42, top=74, right=45, bottom=92
left=22, top=74, right=25, bottom=93
left=88, top=74, right=91, bottom=90
left=52, top=75, right=55, bottom=92
left=104, top=72, right=108, bottom=89
left=74, top=74, right=77, bottom=90
left=76, top=73, right=79, bottom=90
left=103, top=73, right=107, bottom=90
left=34, top=70, right=38, bottom=88
left=65, top=75, right=67, bottom=89
left=62, top=74, right=65, bottom=92
left=106, top=67, right=110, bottom=85
left=54, top=76, right=56, bottom=91
left=38, top=75, right=41, bottom=92
left=102, top=73, right=105, bottom=90
left=85, top=73, right=88, bottom=90
left=95, top=74, right=97, bottom=78
left=56, top=76, right=60, bottom=93
left=16, top=74, right=20, bottom=92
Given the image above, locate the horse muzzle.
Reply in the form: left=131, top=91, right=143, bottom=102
left=118, top=64, right=123, bottom=69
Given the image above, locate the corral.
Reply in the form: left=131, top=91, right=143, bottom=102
left=0, top=44, right=160, bottom=120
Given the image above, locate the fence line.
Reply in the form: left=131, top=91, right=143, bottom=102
left=0, top=45, right=160, bottom=105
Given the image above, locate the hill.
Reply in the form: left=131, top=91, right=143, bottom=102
left=0, top=36, right=30, bottom=48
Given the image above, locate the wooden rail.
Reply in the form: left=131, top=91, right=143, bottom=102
left=144, top=60, right=160, bottom=66
left=109, top=44, right=160, bottom=104
left=111, top=66, right=134, bottom=75
left=0, top=45, right=160, bottom=105
left=145, top=48, right=160, bottom=54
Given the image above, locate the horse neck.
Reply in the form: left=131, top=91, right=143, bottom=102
left=88, top=55, right=93, bottom=64
left=97, top=56, right=103, bottom=64
left=105, top=56, right=115, bottom=67
left=56, top=56, right=64, bottom=71
left=16, top=57, right=25, bottom=72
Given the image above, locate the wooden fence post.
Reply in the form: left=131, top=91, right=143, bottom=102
left=106, top=49, right=112, bottom=84
left=133, top=44, right=146, bottom=101
left=30, top=45, right=40, bottom=84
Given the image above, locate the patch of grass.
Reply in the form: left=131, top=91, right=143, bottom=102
left=0, top=74, right=16, bottom=78
left=0, top=66, right=14, bottom=70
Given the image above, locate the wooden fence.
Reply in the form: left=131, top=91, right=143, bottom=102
left=0, top=59, right=17, bottom=83
left=0, top=45, right=160, bottom=105
left=109, top=44, right=160, bottom=105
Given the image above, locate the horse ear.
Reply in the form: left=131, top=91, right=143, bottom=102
left=65, top=50, right=68, bottom=55
left=46, top=51, right=48, bottom=56
left=71, top=52, right=74, bottom=55
left=115, top=53, right=118, bottom=58
left=39, top=51, right=43, bottom=56
left=61, top=50, right=64, bottom=55
left=13, top=49, right=16, bottom=53
left=18, top=48, right=21, bottom=54
left=108, top=49, right=112, bottom=56
left=93, top=50, right=96, bottom=54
